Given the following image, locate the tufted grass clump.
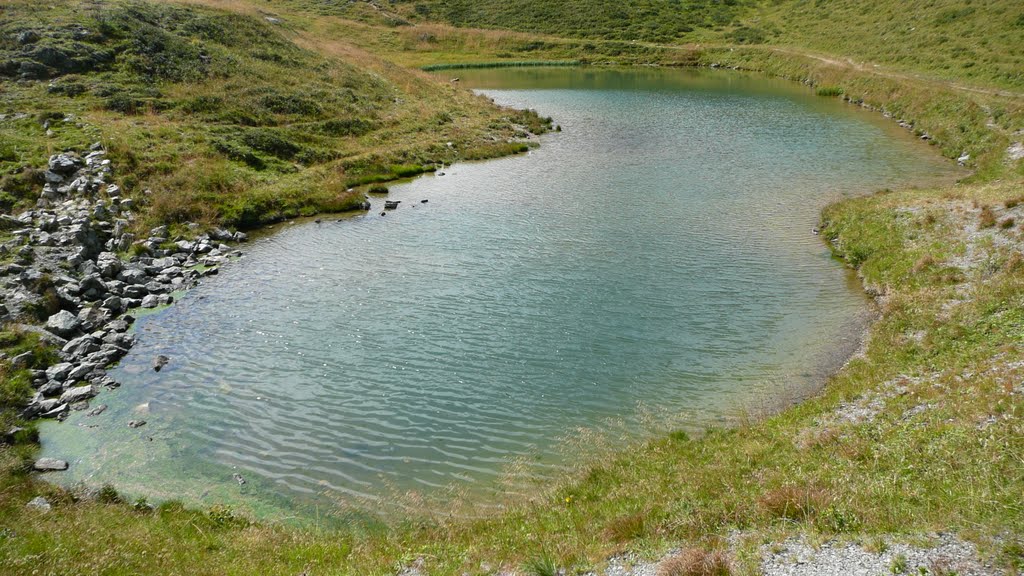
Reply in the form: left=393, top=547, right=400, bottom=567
left=657, top=549, right=732, bottom=576
left=816, top=86, right=845, bottom=97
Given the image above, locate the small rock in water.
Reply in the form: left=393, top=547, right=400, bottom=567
left=314, top=218, right=322, bottom=224
left=421, top=199, right=428, bottom=204
left=33, top=457, right=68, bottom=472
left=87, top=404, right=107, bottom=416
left=233, top=473, right=246, bottom=486
left=152, top=355, right=169, bottom=371
left=26, top=496, right=51, bottom=513
left=128, top=419, right=146, bottom=429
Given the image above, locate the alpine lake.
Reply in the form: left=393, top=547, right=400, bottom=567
left=39, top=67, right=962, bottom=523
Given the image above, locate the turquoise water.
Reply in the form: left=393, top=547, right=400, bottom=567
left=40, top=68, right=960, bottom=519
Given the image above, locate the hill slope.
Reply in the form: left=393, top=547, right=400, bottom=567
left=383, top=0, right=1024, bottom=89
left=0, top=0, right=546, bottom=230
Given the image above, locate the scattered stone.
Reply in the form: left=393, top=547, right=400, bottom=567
left=45, top=310, right=81, bottom=337
left=10, top=350, right=34, bottom=369
left=2, top=147, right=243, bottom=423
left=87, top=404, right=107, bottom=416
left=759, top=534, right=998, bottom=576
left=33, top=457, right=69, bottom=471
left=26, top=496, right=51, bottom=512
left=45, top=362, right=74, bottom=382
left=1008, top=142, right=1024, bottom=162
left=48, top=153, right=81, bottom=175
left=59, top=384, right=97, bottom=405
left=128, top=419, right=146, bottom=429
left=15, top=30, right=40, bottom=45
left=233, top=473, right=246, bottom=486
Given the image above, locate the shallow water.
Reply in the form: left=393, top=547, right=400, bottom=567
left=40, top=68, right=960, bottom=519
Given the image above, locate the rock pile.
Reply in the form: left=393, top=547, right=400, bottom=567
left=0, top=147, right=246, bottom=421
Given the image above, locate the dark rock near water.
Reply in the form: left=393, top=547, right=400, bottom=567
left=5, top=148, right=243, bottom=423
left=59, top=384, right=97, bottom=405
left=152, top=355, right=169, bottom=372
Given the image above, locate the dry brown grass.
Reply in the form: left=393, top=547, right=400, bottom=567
left=912, top=254, right=937, bottom=273
left=979, top=206, right=998, bottom=228
left=657, top=548, right=732, bottom=576
left=603, top=510, right=648, bottom=542
left=757, top=485, right=832, bottom=521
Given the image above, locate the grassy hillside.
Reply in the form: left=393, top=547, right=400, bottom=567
left=392, top=0, right=752, bottom=44
left=0, top=0, right=547, bottom=231
left=380, top=0, right=1024, bottom=89
left=752, top=0, right=1024, bottom=90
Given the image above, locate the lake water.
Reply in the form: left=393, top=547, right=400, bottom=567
left=40, top=67, right=960, bottom=520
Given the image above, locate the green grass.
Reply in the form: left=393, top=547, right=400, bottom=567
left=1, top=0, right=1024, bottom=574
left=421, top=59, right=581, bottom=71
left=815, top=86, right=844, bottom=97
left=0, top=0, right=549, bottom=230
left=377, top=0, right=1024, bottom=90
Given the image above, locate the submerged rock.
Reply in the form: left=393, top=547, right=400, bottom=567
left=152, top=355, right=169, bottom=372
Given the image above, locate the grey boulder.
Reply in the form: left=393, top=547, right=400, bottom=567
left=45, top=310, right=80, bottom=337
left=33, top=457, right=69, bottom=471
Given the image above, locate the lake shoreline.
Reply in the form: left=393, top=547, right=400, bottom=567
left=26, top=65, right=961, bottom=516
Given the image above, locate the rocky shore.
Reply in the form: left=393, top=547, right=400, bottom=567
left=0, top=147, right=245, bottom=429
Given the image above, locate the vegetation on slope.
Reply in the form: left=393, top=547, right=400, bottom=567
left=1, top=0, right=1023, bottom=574
left=373, top=0, right=1024, bottom=89
left=393, top=0, right=752, bottom=44
left=0, top=0, right=548, bottom=231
